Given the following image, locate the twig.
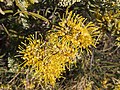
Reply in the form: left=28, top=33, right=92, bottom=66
left=90, top=50, right=94, bottom=70
left=109, top=46, right=119, bottom=55
left=8, top=68, right=24, bottom=84
left=8, top=72, right=20, bottom=84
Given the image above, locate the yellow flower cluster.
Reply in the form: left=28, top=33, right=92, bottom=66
left=48, top=11, right=99, bottom=53
left=19, top=10, right=99, bottom=87
left=19, top=35, right=75, bottom=86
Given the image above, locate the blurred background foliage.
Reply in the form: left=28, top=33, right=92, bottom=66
left=0, top=0, right=120, bottom=90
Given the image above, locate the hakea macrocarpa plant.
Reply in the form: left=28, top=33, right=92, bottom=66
left=19, top=10, right=99, bottom=87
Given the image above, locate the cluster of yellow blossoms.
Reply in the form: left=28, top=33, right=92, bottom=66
left=19, top=35, right=75, bottom=86
left=48, top=11, right=99, bottom=53
left=19, top=10, right=99, bottom=86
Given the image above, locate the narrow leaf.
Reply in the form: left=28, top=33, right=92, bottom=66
left=29, top=12, right=49, bottom=24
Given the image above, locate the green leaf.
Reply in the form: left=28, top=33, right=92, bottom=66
left=3, top=10, right=13, bottom=14
left=29, top=12, right=49, bottom=24
left=0, top=53, right=6, bottom=58
left=2, top=24, right=10, bottom=37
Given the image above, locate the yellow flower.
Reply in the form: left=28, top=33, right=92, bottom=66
left=48, top=10, right=99, bottom=54
left=19, top=34, right=76, bottom=87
